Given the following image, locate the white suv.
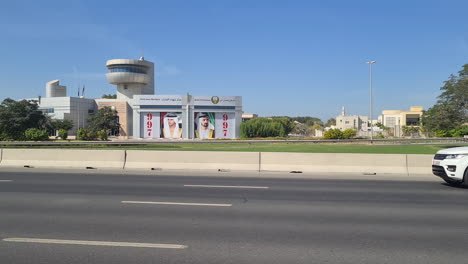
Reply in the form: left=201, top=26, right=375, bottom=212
left=432, top=146, right=468, bottom=186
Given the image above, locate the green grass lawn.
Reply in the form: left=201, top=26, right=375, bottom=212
left=3, top=142, right=467, bottom=154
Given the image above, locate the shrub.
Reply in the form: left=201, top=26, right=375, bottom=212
left=376, top=132, right=385, bottom=139
left=0, top=131, right=13, bottom=141
left=77, top=128, right=97, bottom=140
left=342, top=129, right=357, bottom=139
left=323, top=128, right=344, bottom=139
left=97, top=130, right=108, bottom=141
left=450, top=126, right=468, bottom=137
left=24, top=128, right=49, bottom=141
left=77, top=128, right=86, bottom=140
left=434, top=130, right=450, bottom=137
left=58, top=129, right=68, bottom=140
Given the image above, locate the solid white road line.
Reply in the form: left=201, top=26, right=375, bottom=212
left=2, top=238, right=187, bottom=249
left=0, top=180, right=13, bottom=182
left=121, top=201, right=232, bottom=207
left=184, top=184, right=269, bottom=189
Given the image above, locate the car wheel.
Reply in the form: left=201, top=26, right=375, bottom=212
left=462, top=168, right=468, bottom=187
left=443, top=177, right=463, bottom=187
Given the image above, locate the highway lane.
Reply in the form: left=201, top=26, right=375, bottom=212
left=1, top=170, right=468, bottom=263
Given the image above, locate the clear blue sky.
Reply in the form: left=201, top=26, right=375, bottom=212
left=0, top=0, right=467, bottom=121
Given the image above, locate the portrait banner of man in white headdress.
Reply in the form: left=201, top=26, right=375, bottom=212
left=194, top=112, right=215, bottom=139
left=161, top=112, right=182, bottom=139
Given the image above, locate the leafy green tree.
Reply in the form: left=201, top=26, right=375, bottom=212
left=51, top=119, right=73, bottom=131
left=325, top=118, right=336, bottom=127
left=0, top=98, right=48, bottom=140
left=311, top=123, right=324, bottom=132
left=421, top=103, right=461, bottom=132
left=292, top=122, right=313, bottom=136
left=240, top=118, right=293, bottom=138
left=422, top=64, right=468, bottom=134
left=87, top=107, right=118, bottom=133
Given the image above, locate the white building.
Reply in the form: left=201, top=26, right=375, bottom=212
left=131, top=95, right=242, bottom=139
left=37, top=57, right=243, bottom=139
left=38, top=80, right=97, bottom=136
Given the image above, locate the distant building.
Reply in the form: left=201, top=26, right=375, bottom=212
left=335, top=107, right=369, bottom=132
left=38, top=80, right=97, bottom=136
left=381, top=106, right=424, bottom=137
left=242, top=113, right=258, bottom=122
left=34, top=57, right=243, bottom=139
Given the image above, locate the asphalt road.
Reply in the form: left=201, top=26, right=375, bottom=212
left=1, top=169, right=468, bottom=264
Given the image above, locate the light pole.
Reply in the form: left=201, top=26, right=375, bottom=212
left=366, top=61, right=376, bottom=143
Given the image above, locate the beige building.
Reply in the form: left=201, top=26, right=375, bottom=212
left=242, top=113, right=258, bottom=122
left=381, top=106, right=424, bottom=137
left=95, top=99, right=132, bottom=139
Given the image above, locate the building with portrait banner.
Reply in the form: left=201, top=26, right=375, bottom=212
left=133, top=95, right=242, bottom=139
left=36, top=57, right=243, bottom=139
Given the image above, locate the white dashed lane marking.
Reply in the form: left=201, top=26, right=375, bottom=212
left=121, top=201, right=232, bottom=207
left=2, top=238, right=187, bottom=249
left=184, top=184, right=269, bottom=189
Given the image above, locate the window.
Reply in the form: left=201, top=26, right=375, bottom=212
left=109, top=66, right=147, bottom=74
left=406, top=115, right=420, bottom=126
left=41, top=108, right=54, bottom=114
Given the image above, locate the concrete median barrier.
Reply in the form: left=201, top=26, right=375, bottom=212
left=260, top=152, right=408, bottom=174
left=0, top=148, right=436, bottom=176
left=0, top=149, right=125, bottom=169
left=407, top=154, right=433, bottom=175
left=125, top=150, right=260, bottom=171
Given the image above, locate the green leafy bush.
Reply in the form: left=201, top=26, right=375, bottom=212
left=97, top=130, right=108, bottom=141
left=323, top=128, right=344, bottom=139
left=376, top=132, right=385, bottom=139
left=434, top=130, right=450, bottom=137
left=450, top=126, right=468, bottom=137
left=77, top=128, right=97, bottom=140
left=0, top=131, right=13, bottom=141
left=342, top=129, right=357, bottom=139
left=58, top=129, right=68, bottom=140
left=24, top=128, right=49, bottom=141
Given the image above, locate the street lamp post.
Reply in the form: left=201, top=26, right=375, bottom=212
left=366, top=61, right=376, bottom=143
